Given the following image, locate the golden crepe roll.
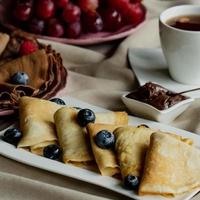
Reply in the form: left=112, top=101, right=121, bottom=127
left=87, top=123, right=120, bottom=176
left=18, top=96, right=63, bottom=155
left=139, top=132, right=198, bottom=196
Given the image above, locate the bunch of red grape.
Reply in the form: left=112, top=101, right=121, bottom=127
left=12, top=0, right=146, bottom=38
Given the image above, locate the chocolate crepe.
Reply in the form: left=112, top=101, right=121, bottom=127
left=0, top=30, right=67, bottom=115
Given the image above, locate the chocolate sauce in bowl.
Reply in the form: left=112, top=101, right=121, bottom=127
left=126, top=82, right=188, bottom=110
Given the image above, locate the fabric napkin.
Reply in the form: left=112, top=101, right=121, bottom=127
left=0, top=0, right=200, bottom=200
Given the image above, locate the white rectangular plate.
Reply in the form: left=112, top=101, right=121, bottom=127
left=0, top=96, right=199, bottom=200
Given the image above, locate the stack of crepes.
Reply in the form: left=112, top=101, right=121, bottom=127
left=0, top=29, right=67, bottom=116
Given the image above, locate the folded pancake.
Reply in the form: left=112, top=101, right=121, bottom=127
left=87, top=123, right=120, bottom=176
left=114, top=126, right=193, bottom=178
left=95, top=111, right=128, bottom=125
left=54, top=107, right=94, bottom=165
left=139, top=132, right=200, bottom=196
left=18, top=96, right=62, bottom=155
left=115, top=126, right=155, bottom=178
left=0, top=33, right=10, bottom=56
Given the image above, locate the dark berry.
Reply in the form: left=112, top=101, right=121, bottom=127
left=77, top=109, right=95, bottom=126
left=43, top=144, right=62, bottom=160
left=2, top=128, right=22, bottom=146
left=28, top=18, right=45, bottom=34
left=95, top=130, right=115, bottom=149
left=50, top=98, right=66, bottom=105
left=10, top=72, right=29, bottom=85
left=124, top=175, right=139, bottom=190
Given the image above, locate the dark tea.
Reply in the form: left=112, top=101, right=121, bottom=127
left=166, top=15, right=200, bottom=31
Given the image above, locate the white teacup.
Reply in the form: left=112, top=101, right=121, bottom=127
left=159, top=5, right=200, bottom=85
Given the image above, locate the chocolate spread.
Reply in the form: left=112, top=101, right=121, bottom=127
left=126, top=82, right=188, bottom=110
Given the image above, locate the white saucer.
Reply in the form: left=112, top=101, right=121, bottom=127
left=128, top=48, right=200, bottom=99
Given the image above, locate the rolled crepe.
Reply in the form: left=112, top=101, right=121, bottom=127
left=87, top=123, right=120, bottom=176
left=95, top=111, right=128, bottom=125
left=0, top=33, right=10, bottom=56
left=139, top=132, right=199, bottom=196
left=115, top=126, right=155, bottom=178
left=18, top=96, right=62, bottom=155
left=54, top=107, right=94, bottom=165
left=115, top=126, right=193, bottom=178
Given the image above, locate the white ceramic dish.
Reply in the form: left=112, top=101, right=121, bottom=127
left=0, top=96, right=199, bottom=200
left=121, top=92, right=194, bottom=123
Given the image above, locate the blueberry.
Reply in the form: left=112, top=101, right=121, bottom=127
left=10, top=72, right=29, bottom=85
left=77, top=109, right=95, bottom=127
left=50, top=98, right=66, bottom=105
left=73, top=107, right=82, bottom=110
left=43, top=144, right=62, bottom=160
left=95, top=130, right=115, bottom=149
left=123, top=175, right=139, bottom=190
left=2, top=128, right=22, bottom=146
left=137, top=124, right=149, bottom=128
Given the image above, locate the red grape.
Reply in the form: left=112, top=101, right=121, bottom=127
left=82, top=11, right=103, bottom=32
left=62, top=3, right=81, bottom=23
left=66, top=21, right=82, bottom=38
left=17, top=0, right=33, bottom=6
left=36, top=0, right=55, bottom=20
left=126, top=3, right=146, bottom=26
left=28, top=18, right=45, bottom=34
left=47, top=18, right=64, bottom=37
left=108, top=0, right=130, bottom=10
left=78, top=0, right=98, bottom=12
left=14, top=4, right=32, bottom=21
left=130, top=0, right=142, bottom=3
left=102, top=8, right=123, bottom=31
left=54, top=0, right=69, bottom=8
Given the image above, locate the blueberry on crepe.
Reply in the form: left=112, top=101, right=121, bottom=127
left=43, top=144, right=62, bottom=160
left=95, top=130, right=115, bottom=149
left=87, top=123, right=121, bottom=176
left=10, top=72, right=29, bottom=85
left=2, top=128, right=22, bottom=146
left=50, top=98, right=66, bottom=105
left=124, top=175, right=139, bottom=190
left=77, top=109, right=96, bottom=127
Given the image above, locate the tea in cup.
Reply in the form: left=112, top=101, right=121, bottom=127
left=159, top=5, right=200, bottom=85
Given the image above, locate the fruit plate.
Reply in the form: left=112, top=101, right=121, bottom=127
left=0, top=0, right=146, bottom=46
left=3, top=21, right=146, bottom=46
left=0, top=96, right=199, bottom=200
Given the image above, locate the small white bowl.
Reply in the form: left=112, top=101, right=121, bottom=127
left=121, top=93, right=194, bottom=123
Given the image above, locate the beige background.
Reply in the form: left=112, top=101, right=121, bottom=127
left=1, top=0, right=200, bottom=199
